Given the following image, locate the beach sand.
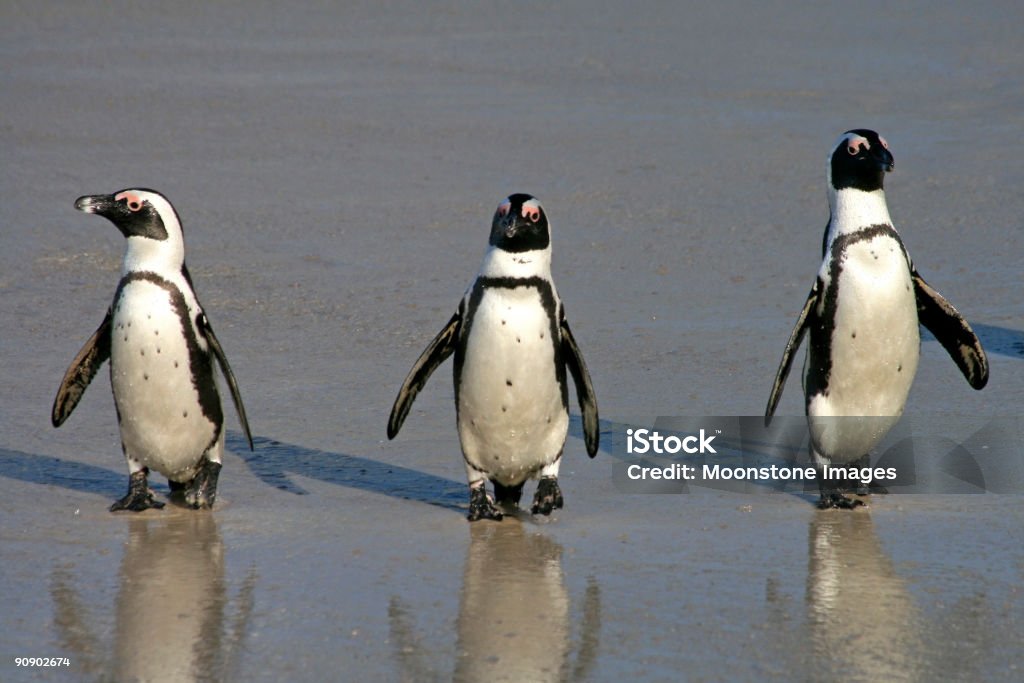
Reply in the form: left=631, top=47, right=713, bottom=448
left=2, top=1, right=1022, bottom=680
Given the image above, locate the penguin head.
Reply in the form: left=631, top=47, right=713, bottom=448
left=75, top=189, right=186, bottom=271
left=489, top=193, right=551, bottom=253
left=828, top=129, right=894, bottom=193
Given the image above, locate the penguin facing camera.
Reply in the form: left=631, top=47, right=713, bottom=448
left=52, top=188, right=253, bottom=511
left=765, top=130, right=988, bottom=509
left=388, top=194, right=599, bottom=521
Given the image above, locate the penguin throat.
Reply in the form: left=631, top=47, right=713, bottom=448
left=122, top=235, right=186, bottom=275
left=479, top=246, right=551, bottom=279
left=828, top=188, right=892, bottom=236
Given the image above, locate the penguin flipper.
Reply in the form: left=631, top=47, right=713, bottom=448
left=560, top=316, right=600, bottom=457
left=912, top=269, right=989, bottom=390
left=765, top=280, right=819, bottom=425
left=198, top=313, right=255, bottom=450
left=52, top=310, right=112, bottom=427
left=387, top=309, right=462, bottom=439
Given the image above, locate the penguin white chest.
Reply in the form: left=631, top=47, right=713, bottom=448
left=458, top=286, right=568, bottom=482
left=807, top=235, right=919, bottom=461
left=111, top=279, right=218, bottom=481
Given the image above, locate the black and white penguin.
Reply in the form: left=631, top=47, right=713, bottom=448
left=52, top=188, right=253, bottom=511
left=387, top=193, right=599, bottom=521
left=765, top=130, right=988, bottom=508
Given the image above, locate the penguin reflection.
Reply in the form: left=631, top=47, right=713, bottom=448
left=51, top=512, right=256, bottom=682
left=807, top=511, right=924, bottom=680
left=390, top=519, right=600, bottom=682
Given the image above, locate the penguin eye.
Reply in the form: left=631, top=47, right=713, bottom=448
left=845, top=135, right=871, bottom=156
left=879, top=136, right=889, bottom=150
left=116, top=192, right=144, bottom=212
left=524, top=208, right=541, bottom=223
left=497, top=201, right=510, bottom=217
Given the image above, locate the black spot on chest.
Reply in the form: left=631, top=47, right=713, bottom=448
left=454, top=276, right=567, bottom=410
left=112, top=271, right=223, bottom=430
left=805, top=224, right=910, bottom=405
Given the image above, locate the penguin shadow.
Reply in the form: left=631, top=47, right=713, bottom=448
left=227, top=432, right=467, bottom=513
left=929, top=322, right=1024, bottom=360
left=762, top=511, right=1004, bottom=681
left=0, top=416, right=606, bottom=514
left=0, top=446, right=126, bottom=498
left=654, top=414, right=1019, bottom=506
left=388, top=519, right=601, bottom=683
left=51, top=511, right=258, bottom=682
left=0, top=444, right=265, bottom=509
left=228, top=415, right=611, bottom=516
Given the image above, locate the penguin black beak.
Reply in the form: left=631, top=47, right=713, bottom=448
left=74, top=194, right=115, bottom=215
left=876, top=148, right=895, bottom=173
left=503, top=218, right=520, bottom=239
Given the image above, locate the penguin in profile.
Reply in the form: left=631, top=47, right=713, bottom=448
left=52, top=189, right=253, bottom=511
left=387, top=193, right=599, bottom=521
left=765, top=130, right=988, bottom=508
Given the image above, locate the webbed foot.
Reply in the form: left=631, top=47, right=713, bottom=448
left=467, top=485, right=503, bottom=522
left=110, top=469, right=165, bottom=512
left=184, top=460, right=222, bottom=509
left=849, top=454, right=888, bottom=495
left=817, top=492, right=865, bottom=510
left=531, top=476, right=564, bottom=516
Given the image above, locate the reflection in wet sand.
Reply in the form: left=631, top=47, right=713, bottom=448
left=807, top=511, right=924, bottom=681
left=390, top=518, right=600, bottom=682
left=761, top=510, right=1013, bottom=680
left=51, top=511, right=256, bottom=682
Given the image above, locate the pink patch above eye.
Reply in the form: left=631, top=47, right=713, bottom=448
left=879, top=136, right=889, bottom=149
left=115, top=191, right=144, bottom=211
left=846, top=135, right=869, bottom=155
left=521, top=203, right=541, bottom=222
left=497, top=201, right=511, bottom=217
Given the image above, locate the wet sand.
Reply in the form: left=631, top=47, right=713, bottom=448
left=2, top=1, right=1023, bottom=680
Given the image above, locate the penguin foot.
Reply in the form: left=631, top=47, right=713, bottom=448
left=492, top=480, right=524, bottom=510
left=848, top=455, right=888, bottom=495
left=531, top=476, right=564, bottom=516
left=184, top=460, right=222, bottom=509
left=817, top=492, right=865, bottom=510
left=467, top=485, right=503, bottom=522
left=110, top=469, right=165, bottom=512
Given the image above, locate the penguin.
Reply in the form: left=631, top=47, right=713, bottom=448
left=765, top=130, right=988, bottom=509
left=52, top=188, right=253, bottom=511
left=387, top=193, right=599, bottom=521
